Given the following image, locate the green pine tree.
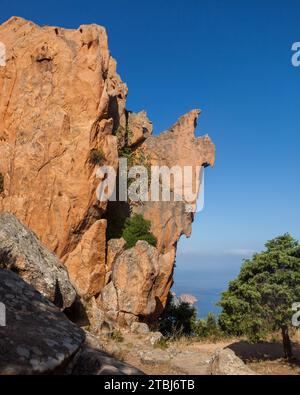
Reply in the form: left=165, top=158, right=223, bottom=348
left=122, top=214, right=157, bottom=249
left=218, top=234, right=300, bottom=359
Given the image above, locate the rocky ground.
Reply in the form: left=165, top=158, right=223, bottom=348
left=91, top=329, right=300, bottom=375
left=0, top=212, right=299, bottom=375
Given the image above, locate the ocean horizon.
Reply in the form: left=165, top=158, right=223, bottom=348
left=173, top=251, right=244, bottom=319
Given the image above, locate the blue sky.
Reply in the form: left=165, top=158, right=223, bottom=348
left=1, top=0, right=300, bottom=289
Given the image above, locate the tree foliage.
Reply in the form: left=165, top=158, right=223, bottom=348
left=159, top=294, right=223, bottom=339
left=159, top=293, right=197, bottom=337
left=218, top=234, right=300, bottom=358
left=193, top=312, right=222, bottom=339
left=122, top=214, right=157, bottom=249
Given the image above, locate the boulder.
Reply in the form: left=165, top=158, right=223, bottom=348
left=149, top=332, right=164, bottom=346
left=0, top=269, right=85, bottom=375
left=131, top=322, right=150, bottom=334
left=0, top=213, right=76, bottom=309
left=139, top=349, right=171, bottom=365
left=71, top=347, right=144, bottom=375
left=99, top=241, right=159, bottom=321
left=209, top=348, right=258, bottom=375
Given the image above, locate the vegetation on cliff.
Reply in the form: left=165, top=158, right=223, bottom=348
left=0, top=173, right=4, bottom=194
left=122, top=214, right=157, bottom=249
left=89, top=148, right=105, bottom=166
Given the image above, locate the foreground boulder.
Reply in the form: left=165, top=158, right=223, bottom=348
left=0, top=213, right=76, bottom=309
left=71, top=347, right=144, bottom=375
left=208, top=348, right=258, bottom=375
left=96, top=240, right=175, bottom=326
left=0, top=269, right=84, bottom=375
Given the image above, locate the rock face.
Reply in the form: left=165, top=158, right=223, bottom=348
left=0, top=16, right=215, bottom=327
left=0, top=269, right=85, bottom=374
left=0, top=15, right=124, bottom=263
left=136, top=110, right=215, bottom=253
left=127, top=110, right=153, bottom=146
left=0, top=212, right=76, bottom=309
left=64, top=219, right=107, bottom=298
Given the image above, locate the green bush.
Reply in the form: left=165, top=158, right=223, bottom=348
left=159, top=294, right=224, bottom=340
left=122, top=214, right=157, bottom=249
left=89, top=148, right=105, bottom=166
left=159, top=293, right=197, bottom=337
left=153, top=338, right=169, bottom=350
left=0, top=173, right=3, bottom=194
left=192, top=312, right=222, bottom=339
left=110, top=329, right=124, bottom=343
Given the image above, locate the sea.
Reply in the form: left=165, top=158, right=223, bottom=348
left=172, top=284, right=223, bottom=319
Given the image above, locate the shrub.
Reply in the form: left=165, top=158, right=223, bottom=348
left=89, top=148, right=105, bottom=166
left=159, top=294, right=224, bottom=340
left=122, top=214, right=157, bottom=249
left=110, top=329, right=124, bottom=343
left=192, top=312, right=222, bottom=339
left=153, top=338, right=169, bottom=350
left=159, top=293, right=197, bottom=337
left=0, top=173, right=4, bottom=194
left=119, top=146, right=133, bottom=167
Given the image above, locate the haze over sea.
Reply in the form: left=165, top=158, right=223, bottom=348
left=173, top=249, right=249, bottom=319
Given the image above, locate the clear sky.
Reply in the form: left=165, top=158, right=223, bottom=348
left=1, top=0, right=300, bottom=288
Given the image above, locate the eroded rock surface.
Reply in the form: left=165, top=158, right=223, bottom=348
left=127, top=110, right=153, bottom=146
left=0, top=16, right=215, bottom=327
left=0, top=269, right=84, bottom=375
left=0, top=212, right=75, bottom=309
left=135, top=110, right=215, bottom=253
left=97, top=241, right=175, bottom=325
left=0, top=15, right=124, bottom=269
left=71, top=347, right=144, bottom=375
left=64, top=219, right=107, bottom=298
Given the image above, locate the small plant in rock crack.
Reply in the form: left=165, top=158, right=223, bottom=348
left=110, top=329, right=124, bottom=343
left=153, top=338, right=169, bottom=350
left=89, top=148, right=105, bottom=166
left=0, top=173, right=4, bottom=194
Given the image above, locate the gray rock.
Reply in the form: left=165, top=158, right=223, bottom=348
left=71, top=347, right=144, bottom=375
left=140, top=349, right=171, bottom=365
left=131, top=322, right=150, bottom=334
left=208, top=348, right=258, bottom=375
left=0, top=213, right=76, bottom=309
left=0, top=269, right=85, bottom=375
left=149, top=331, right=163, bottom=345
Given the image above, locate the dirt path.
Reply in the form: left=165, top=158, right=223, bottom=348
left=93, top=331, right=300, bottom=375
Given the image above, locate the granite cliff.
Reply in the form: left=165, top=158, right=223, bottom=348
left=0, top=17, right=215, bottom=328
